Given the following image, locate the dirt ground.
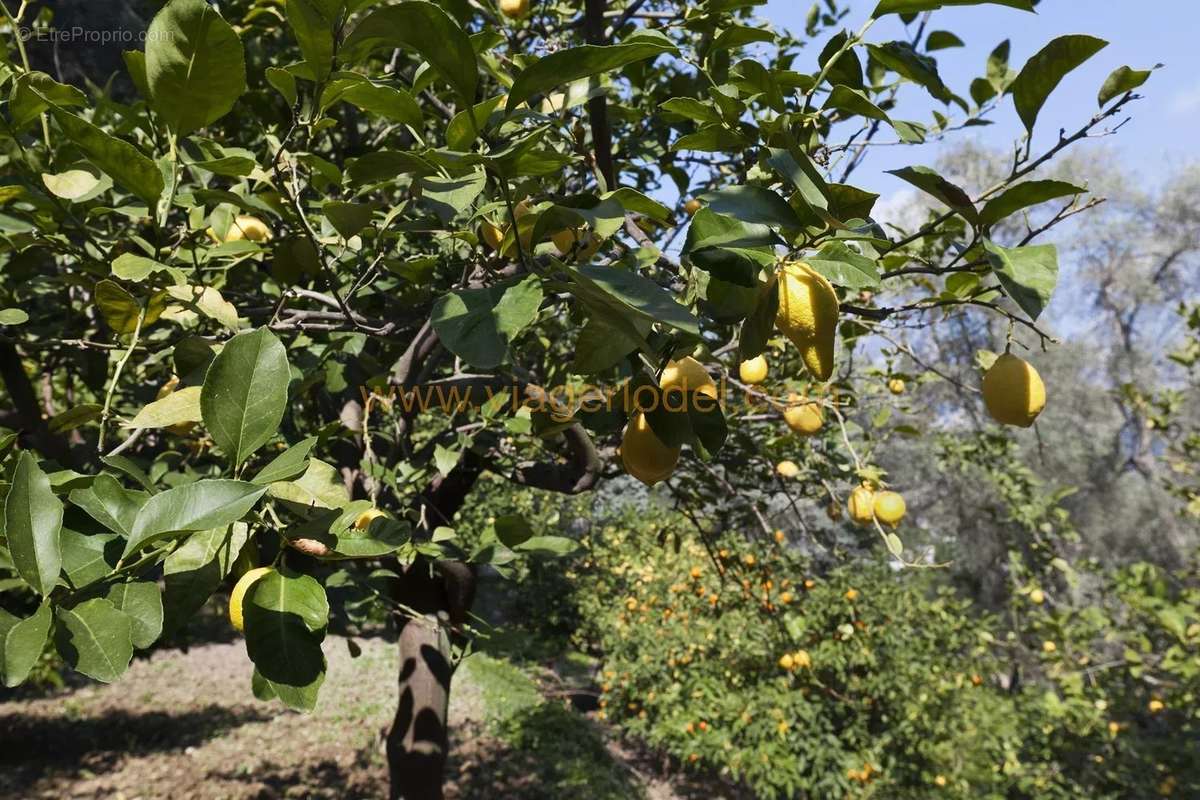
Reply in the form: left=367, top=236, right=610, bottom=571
left=0, top=636, right=734, bottom=800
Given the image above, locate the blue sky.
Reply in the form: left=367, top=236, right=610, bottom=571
left=763, top=0, right=1199, bottom=196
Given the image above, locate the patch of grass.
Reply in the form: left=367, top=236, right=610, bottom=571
left=453, top=652, right=643, bottom=800
left=495, top=704, right=644, bottom=800
left=459, top=653, right=540, bottom=724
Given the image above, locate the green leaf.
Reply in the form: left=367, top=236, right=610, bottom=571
left=336, top=81, right=423, bottom=129
left=42, top=169, right=102, bottom=201
left=765, top=148, right=834, bottom=223
left=431, top=275, right=544, bottom=370
left=2, top=603, right=52, bottom=687
left=495, top=515, right=534, bottom=548
left=660, top=97, right=721, bottom=125
left=0, top=309, right=29, bottom=325
left=568, top=264, right=700, bottom=338
left=56, top=598, right=133, bottom=683
left=48, top=404, right=102, bottom=433
left=164, top=285, right=240, bottom=331
left=9, top=71, right=87, bottom=129
left=4, top=452, right=63, bottom=596
left=824, top=85, right=891, bottom=122
left=69, top=474, right=148, bottom=539
left=683, top=207, right=780, bottom=252
left=739, top=279, right=779, bottom=361
left=49, top=110, right=164, bottom=206
left=1098, top=65, right=1153, bottom=108
left=61, top=529, right=120, bottom=588
left=818, top=31, right=863, bottom=90
left=105, top=581, right=163, bottom=649
left=418, top=170, right=487, bottom=224
left=145, top=0, right=247, bottom=136
left=506, top=30, right=678, bottom=112
left=689, top=247, right=772, bottom=288
left=201, top=328, right=291, bottom=466
left=342, top=2, right=477, bottom=109
left=268, top=458, right=349, bottom=510
left=123, top=479, right=267, bottom=558
left=978, top=180, right=1085, bottom=226
left=244, top=570, right=328, bottom=712
left=1010, top=35, right=1108, bottom=132
left=872, top=0, right=1032, bottom=15
left=806, top=242, right=882, bottom=289
left=515, top=536, right=581, bottom=558
left=112, top=253, right=174, bottom=282
left=926, top=31, right=965, bottom=51
left=287, top=0, right=339, bottom=82
left=572, top=315, right=643, bottom=374
left=867, top=42, right=952, bottom=103
left=252, top=437, right=318, bottom=485
left=266, top=67, right=298, bottom=106
left=886, top=165, right=977, bottom=224
left=983, top=240, right=1058, bottom=321
left=162, top=524, right=248, bottom=634
left=323, top=200, right=375, bottom=239
left=447, top=96, right=505, bottom=150
left=700, top=185, right=802, bottom=229
left=95, top=280, right=154, bottom=335
left=126, top=386, right=203, bottom=429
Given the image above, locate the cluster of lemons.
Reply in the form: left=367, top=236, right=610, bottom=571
left=480, top=199, right=603, bottom=262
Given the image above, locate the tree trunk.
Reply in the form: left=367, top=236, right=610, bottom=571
left=386, top=562, right=455, bottom=800
left=387, top=451, right=482, bottom=799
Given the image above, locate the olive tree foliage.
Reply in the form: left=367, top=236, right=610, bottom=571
left=0, top=0, right=1155, bottom=794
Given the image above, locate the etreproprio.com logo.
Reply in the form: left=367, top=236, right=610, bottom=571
left=16, top=27, right=173, bottom=45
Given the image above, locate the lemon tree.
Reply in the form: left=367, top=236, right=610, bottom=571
left=0, top=0, right=1155, bottom=796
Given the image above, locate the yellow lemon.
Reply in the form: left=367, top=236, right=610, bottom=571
left=847, top=485, right=875, bottom=526
left=776, top=460, right=800, bottom=478
left=783, top=394, right=823, bottom=436
left=552, top=227, right=601, bottom=261
left=499, top=0, right=529, bottom=18
left=778, top=653, right=794, bottom=670
left=792, top=649, right=811, bottom=669
left=684, top=198, right=702, bottom=216
left=1030, top=588, right=1045, bottom=605
left=1042, top=640, right=1056, bottom=653
left=229, top=566, right=274, bottom=633
left=1149, top=699, right=1165, bottom=713
left=873, top=491, right=906, bottom=527
left=888, top=378, right=905, bottom=395
left=982, top=353, right=1046, bottom=427
left=480, top=218, right=507, bottom=251
left=773, top=529, right=786, bottom=543
left=660, top=357, right=718, bottom=401
left=844, top=588, right=859, bottom=601
left=208, top=214, right=272, bottom=244
left=354, top=508, right=387, bottom=530
left=621, top=412, right=680, bottom=486
left=934, top=775, right=947, bottom=787
left=738, top=354, right=768, bottom=384
left=776, top=262, right=839, bottom=381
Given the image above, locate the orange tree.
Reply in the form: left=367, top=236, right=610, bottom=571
left=0, top=0, right=1155, bottom=796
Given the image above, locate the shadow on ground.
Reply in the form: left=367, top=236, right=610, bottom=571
left=0, top=705, right=271, bottom=796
